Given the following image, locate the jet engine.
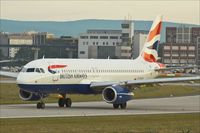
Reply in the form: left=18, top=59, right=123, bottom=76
left=19, top=89, right=43, bottom=101
left=102, top=85, right=134, bottom=104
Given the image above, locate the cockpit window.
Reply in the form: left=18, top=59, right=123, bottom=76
left=22, top=67, right=45, bottom=73
left=40, top=68, right=45, bottom=73
left=26, top=68, right=35, bottom=72
left=35, top=68, right=41, bottom=73
left=48, top=69, right=56, bottom=74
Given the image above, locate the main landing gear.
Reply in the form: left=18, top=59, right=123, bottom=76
left=36, top=93, right=72, bottom=109
left=113, top=102, right=127, bottom=109
left=58, top=94, right=72, bottom=108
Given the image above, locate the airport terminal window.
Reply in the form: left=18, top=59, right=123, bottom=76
left=100, top=36, right=108, bottom=39
left=80, top=36, right=88, bottom=39
left=80, top=51, right=85, bottom=54
left=90, top=36, right=98, bottom=39
left=110, top=36, right=118, bottom=39
left=26, top=68, right=35, bottom=72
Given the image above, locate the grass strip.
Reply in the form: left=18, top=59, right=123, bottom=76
left=0, top=113, right=199, bottom=133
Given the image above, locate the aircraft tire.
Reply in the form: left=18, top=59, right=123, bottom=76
left=65, top=98, right=72, bottom=107
left=113, top=104, right=120, bottom=109
left=37, top=102, right=45, bottom=109
left=120, top=103, right=127, bottom=109
left=58, top=98, right=65, bottom=107
left=37, top=102, right=41, bottom=109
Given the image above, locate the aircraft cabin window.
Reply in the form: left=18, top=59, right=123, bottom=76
left=26, top=68, right=35, bottom=72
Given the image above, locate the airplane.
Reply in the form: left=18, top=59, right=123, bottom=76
left=1, top=15, right=200, bottom=109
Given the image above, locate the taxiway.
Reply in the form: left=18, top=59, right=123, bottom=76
left=0, top=95, right=199, bottom=118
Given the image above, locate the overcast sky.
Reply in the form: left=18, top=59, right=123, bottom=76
left=1, top=0, right=199, bottom=24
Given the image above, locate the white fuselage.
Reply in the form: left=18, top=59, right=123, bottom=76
left=17, top=58, right=160, bottom=86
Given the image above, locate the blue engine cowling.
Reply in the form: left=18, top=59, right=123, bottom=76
left=102, top=85, right=134, bottom=104
left=19, top=89, right=46, bottom=101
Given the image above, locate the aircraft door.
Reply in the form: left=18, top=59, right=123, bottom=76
left=52, top=73, right=59, bottom=82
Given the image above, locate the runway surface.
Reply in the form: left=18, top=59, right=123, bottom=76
left=0, top=95, right=199, bottom=118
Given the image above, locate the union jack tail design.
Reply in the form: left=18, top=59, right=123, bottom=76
left=141, top=15, right=162, bottom=62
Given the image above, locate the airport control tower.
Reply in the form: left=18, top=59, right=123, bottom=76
left=121, top=19, right=134, bottom=46
left=121, top=18, right=134, bottom=58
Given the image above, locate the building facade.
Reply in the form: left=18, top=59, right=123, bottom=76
left=162, top=26, right=200, bottom=65
left=191, top=27, right=200, bottom=65
left=78, top=30, right=122, bottom=59
left=78, top=20, right=133, bottom=59
left=9, top=33, right=33, bottom=58
left=46, top=36, right=78, bottom=58
left=121, top=20, right=134, bottom=46
left=0, top=32, right=9, bottom=58
left=162, top=43, right=196, bottom=64
left=32, top=32, right=47, bottom=45
left=133, top=33, right=148, bottom=59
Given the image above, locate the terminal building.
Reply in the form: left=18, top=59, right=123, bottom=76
left=0, top=32, right=51, bottom=58
left=8, top=33, right=33, bottom=58
left=46, top=36, right=78, bottom=58
left=78, top=20, right=133, bottom=59
left=162, top=26, right=200, bottom=65
left=132, top=31, right=148, bottom=59
left=31, top=32, right=54, bottom=46
left=0, top=32, right=9, bottom=58
left=0, top=32, right=78, bottom=59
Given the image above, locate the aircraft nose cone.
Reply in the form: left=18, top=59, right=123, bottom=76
left=16, top=74, right=22, bottom=84
left=16, top=73, right=26, bottom=84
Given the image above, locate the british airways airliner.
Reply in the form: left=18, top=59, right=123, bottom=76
left=3, top=16, right=200, bottom=109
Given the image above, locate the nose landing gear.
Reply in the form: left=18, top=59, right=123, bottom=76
left=37, top=102, right=45, bottom=109
left=36, top=93, right=46, bottom=109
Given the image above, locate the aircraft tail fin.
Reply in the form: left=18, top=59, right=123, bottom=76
left=140, top=15, right=163, bottom=62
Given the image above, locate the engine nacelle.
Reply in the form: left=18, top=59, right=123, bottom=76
left=102, top=85, right=134, bottom=104
left=19, top=89, right=42, bottom=101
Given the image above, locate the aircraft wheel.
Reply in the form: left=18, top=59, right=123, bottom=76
left=120, top=103, right=127, bottom=109
left=58, top=98, right=65, bottom=107
left=37, top=102, right=45, bottom=109
left=37, top=102, right=41, bottom=109
left=40, top=102, right=45, bottom=109
left=113, top=104, right=120, bottom=109
left=65, top=98, right=72, bottom=107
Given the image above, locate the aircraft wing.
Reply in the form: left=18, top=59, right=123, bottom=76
left=0, top=59, right=19, bottom=63
left=90, top=76, right=200, bottom=88
left=0, top=71, right=18, bottom=78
